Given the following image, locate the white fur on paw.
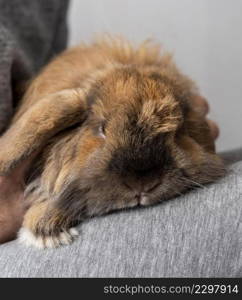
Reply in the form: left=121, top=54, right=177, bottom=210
left=18, top=227, right=79, bottom=249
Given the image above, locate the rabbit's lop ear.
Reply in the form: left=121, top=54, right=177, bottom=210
left=0, top=88, right=88, bottom=175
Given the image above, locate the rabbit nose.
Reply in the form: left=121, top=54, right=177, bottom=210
left=124, top=180, right=143, bottom=193
left=124, top=179, right=159, bottom=194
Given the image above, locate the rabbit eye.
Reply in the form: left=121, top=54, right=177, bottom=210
left=98, top=123, right=106, bottom=139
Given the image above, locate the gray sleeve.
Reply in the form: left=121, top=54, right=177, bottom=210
left=0, top=159, right=241, bottom=277
left=0, top=0, right=69, bottom=132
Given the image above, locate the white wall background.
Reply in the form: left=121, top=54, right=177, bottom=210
left=68, top=0, right=242, bottom=151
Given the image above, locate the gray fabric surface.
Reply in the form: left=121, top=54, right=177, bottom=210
left=0, top=0, right=69, bottom=132
left=221, top=148, right=242, bottom=166
left=0, top=159, right=241, bottom=278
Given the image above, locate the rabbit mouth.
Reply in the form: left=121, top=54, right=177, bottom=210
left=134, top=192, right=151, bottom=206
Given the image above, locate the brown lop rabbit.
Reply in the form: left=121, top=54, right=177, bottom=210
left=0, top=37, right=225, bottom=248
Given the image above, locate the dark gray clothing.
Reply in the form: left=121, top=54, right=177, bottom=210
left=0, top=0, right=69, bottom=132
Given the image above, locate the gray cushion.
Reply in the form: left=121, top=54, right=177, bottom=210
left=0, top=158, right=241, bottom=278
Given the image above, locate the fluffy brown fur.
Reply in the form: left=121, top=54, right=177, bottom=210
left=0, top=37, right=225, bottom=248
